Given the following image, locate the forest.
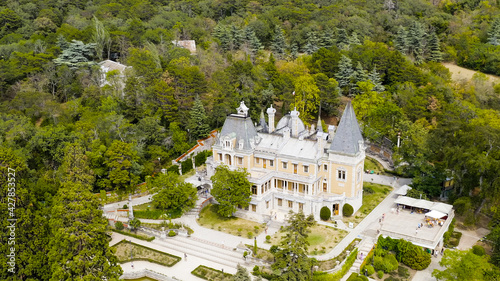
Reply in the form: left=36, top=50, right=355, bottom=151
left=1, top=0, right=500, bottom=280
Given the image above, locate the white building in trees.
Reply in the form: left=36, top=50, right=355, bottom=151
left=207, top=101, right=365, bottom=222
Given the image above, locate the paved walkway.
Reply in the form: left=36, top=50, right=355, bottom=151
left=314, top=174, right=411, bottom=260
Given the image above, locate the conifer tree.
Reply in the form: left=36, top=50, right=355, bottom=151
left=336, top=28, right=349, bottom=50
left=271, top=26, right=287, bottom=58
left=408, top=22, right=425, bottom=64
left=272, top=212, right=316, bottom=280
left=290, top=43, right=298, bottom=60
left=348, top=32, right=362, bottom=47
left=488, top=17, right=500, bottom=46
left=188, top=96, right=210, bottom=140
left=428, top=32, right=443, bottom=62
left=304, top=31, right=320, bottom=54
left=246, top=29, right=262, bottom=56
left=368, top=66, right=385, bottom=93
left=335, top=55, right=354, bottom=95
left=319, top=29, right=334, bottom=49
left=49, top=143, right=122, bottom=280
left=351, top=61, right=368, bottom=96
left=394, top=25, right=408, bottom=54
left=231, top=25, right=244, bottom=51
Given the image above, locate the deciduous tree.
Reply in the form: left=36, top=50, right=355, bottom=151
left=210, top=165, right=252, bottom=217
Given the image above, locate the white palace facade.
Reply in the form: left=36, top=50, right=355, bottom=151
left=206, top=101, right=366, bottom=222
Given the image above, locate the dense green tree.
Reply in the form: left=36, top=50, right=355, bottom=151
left=210, top=165, right=252, bottom=217
left=128, top=217, right=141, bottom=232
left=272, top=211, right=316, bottom=280
left=104, top=140, right=140, bottom=192
left=53, top=40, right=97, bottom=68
left=292, top=74, right=320, bottom=122
left=407, top=22, right=425, bottom=64
left=150, top=172, right=197, bottom=213
left=337, top=28, right=349, bottom=50
left=92, top=16, right=111, bottom=61
left=433, top=249, right=497, bottom=281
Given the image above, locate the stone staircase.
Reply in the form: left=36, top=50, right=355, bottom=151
left=185, top=197, right=211, bottom=216
left=152, top=235, right=247, bottom=269
left=349, top=237, right=375, bottom=276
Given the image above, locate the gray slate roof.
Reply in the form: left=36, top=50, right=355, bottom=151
left=329, top=102, right=364, bottom=155
left=220, top=114, right=258, bottom=150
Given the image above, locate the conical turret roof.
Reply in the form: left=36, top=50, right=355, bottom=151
left=329, top=102, right=364, bottom=155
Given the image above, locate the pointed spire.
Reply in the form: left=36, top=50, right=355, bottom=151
left=317, top=112, right=323, bottom=133
left=260, top=109, right=268, bottom=133
left=329, top=102, right=364, bottom=155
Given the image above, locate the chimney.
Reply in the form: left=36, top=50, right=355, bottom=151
left=267, top=105, right=276, bottom=133
left=283, top=127, right=290, bottom=142
left=328, top=125, right=336, bottom=141
left=291, top=107, right=300, bottom=137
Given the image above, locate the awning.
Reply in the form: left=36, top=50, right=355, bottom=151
left=431, top=202, right=453, bottom=214
left=413, top=200, right=434, bottom=210
left=395, top=185, right=412, bottom=195
left=425, top=210, right=447, bottom=219
left=395, top=196, right=418, bottom=206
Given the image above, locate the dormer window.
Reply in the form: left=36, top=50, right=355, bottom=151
left=239, top=139, right=244, bottom=149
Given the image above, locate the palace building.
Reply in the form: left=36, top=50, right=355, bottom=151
left=206, top=101, right=365, bottom=222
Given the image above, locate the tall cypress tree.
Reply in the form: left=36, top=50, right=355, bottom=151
left=271, top=26, right=287, bottom=58
left=335, top=55, right=354, bottom=96
left=188, top=96, right=211, bottom=140
left=428, top=32, right=443, bottom=62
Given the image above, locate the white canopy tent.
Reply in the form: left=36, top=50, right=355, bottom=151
left=395, top=185, right=412, bottom=195
left=394, top=196, right=453, bottom=215
left=425, top=210, right=447, bottom=219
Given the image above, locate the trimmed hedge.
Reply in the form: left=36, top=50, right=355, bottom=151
left=181, top=158, right=193, bottom=174
left=113, top=240, right=180, bottom=267
left=320, top=206, right=331, bottom=221
left=167, top=165, right=180, bottom=175
left=111, top=228, right=155, bottom=242
left=330, top=248, right=358, bottom=281
left=191, top=265, right=233, bottom=280
left=343, top=203, right=354, bottom=217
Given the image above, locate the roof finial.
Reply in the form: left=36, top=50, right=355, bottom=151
left=236, top=101, right=249, bottom=116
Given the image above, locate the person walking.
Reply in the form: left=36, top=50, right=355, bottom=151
left=184, top=253, right=187, bottom=261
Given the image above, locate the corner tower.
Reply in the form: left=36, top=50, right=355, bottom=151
left=328, top=102, right=365, bottom=213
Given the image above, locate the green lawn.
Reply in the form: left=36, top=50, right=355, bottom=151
left=113, top=240, right=181, bottom=267
left=343, top=182, right=392, bottom=227
left=269, top=224, right=347, bottom=255
left=132, top=202, right=182, bottom=219
left=364, top=156, right=391, bottom=176
left=198, top=204, right=265, bottom=237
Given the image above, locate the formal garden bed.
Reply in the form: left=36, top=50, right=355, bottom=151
left=269, top=224, right=348, bottom=255
left=111, top=228, right=155, bottom=241
left=317, top=238, right=361, bottom=271
left=198, top=204, right=266, bottom=238
left=113, top=240, right=181, bottom=267
left=132, top=202, right=183, bottom=219
left=343, top=183, right=392, bottom=227
left=364, top=156, right=392, bottom=176
left=191, top=265, right=233, bottom=280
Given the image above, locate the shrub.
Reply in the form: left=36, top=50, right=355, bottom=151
left=374, top=254, right=398, bottom=273
left=384, top=277, right=400, bottom=281
left=195, top=151, right=209, bottom=166
left=123, top=204, right=128, bottom=209
left=115, top=221, right=124, bottom=231
left=343, top=203, right=354, bottom=217
left=181, top=158, right=193, bottom=174
left=377, top=270, right=384, bottom=279
left=265, top=235, right=271, bottom=242
left=363, top=186, right=375, bottom=194
left=472, top=245, right=486, bottom=256
left=397, top=239, right=431, bottom=270
left=168, top=230, right=176, bottom=237
left=248, top=232, right=253, bottom=239
left=253, top=265, right=259, bottom=273
left=365, top=265, right=375, bottom=276
left=397, top=266, right=409, bottom=278
left=243, top=251, right=248, bottom=258
left=167, top=165, right=180, bottom=175
left=320, top=206, right=331, bottom=221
